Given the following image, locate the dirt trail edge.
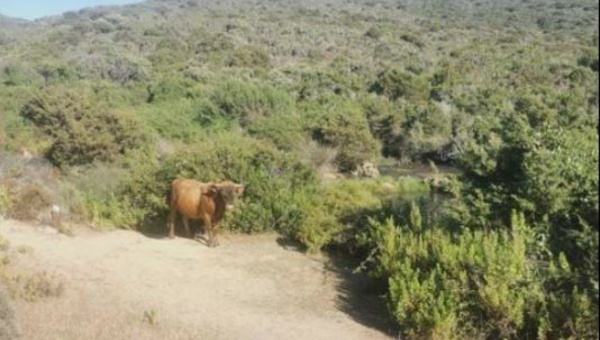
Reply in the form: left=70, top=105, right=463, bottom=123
left=0, top=220, right=394, bottom=340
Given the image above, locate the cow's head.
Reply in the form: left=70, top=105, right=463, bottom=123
left=207, top=181, right=245, bottom=211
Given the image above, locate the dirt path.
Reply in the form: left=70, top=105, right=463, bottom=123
left=0, top=219, right=394, bottom=340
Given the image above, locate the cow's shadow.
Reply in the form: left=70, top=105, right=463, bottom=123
left=138, top=218, right=208, bottom=243
left=275, top=236, right=305, bottom=252
left=137, top=219, right=166, bottom=240
left=276, top=237, right=397, bottom=337
left=190, top=233, right=211, bottom=247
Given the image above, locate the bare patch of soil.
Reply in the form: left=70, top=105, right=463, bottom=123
left=0, top=220, right=393, bottom=340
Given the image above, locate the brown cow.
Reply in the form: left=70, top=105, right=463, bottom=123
left=167, top=179, right=244, bottom=247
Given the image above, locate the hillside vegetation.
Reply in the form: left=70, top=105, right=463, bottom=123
left=0, top=0, right=598, bottom=339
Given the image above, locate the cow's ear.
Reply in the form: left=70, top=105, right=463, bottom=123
left=202, top=184, right=218, bottom=195
left=234, top=184, right=245, bottom=194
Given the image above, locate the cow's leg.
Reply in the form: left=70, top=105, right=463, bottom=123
left=202, top=215, right=215, bottom=247
left=182, top=217, right=192, bottom=239
left=167, top=208, right=176, bottom=239
left=201, top=223, right=208, bottom=240
left=212, top=224, right=220, bottom=246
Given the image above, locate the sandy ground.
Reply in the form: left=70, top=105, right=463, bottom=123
left=0, top=219, right=394, bottom=340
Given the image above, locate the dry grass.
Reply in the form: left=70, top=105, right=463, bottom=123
left=0, top=231, right=63, bottom=340
left=16, top=245, right=33, bottom=255
left=0, top=288, right=18, bottom=340
left=0, top=152, right=62, bottom=223
left=5, top=182, right=53, bottom=221
left=296, top=139, right=340, bottom=180
left=0, top=187, right=10, bottom=218
left=0, top=233, right=64, bottom=304
left=0, top=237, right=8, bottom=253
left=7, top=271, right=64, bottom=302
left=57, top=223, right=75, bottom=237
left=142, top=309, right=158, bottom=326
left=0, top=152, right=90, bottom=230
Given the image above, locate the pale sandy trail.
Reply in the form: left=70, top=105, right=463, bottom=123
left=0, top=219, right=393, bottom=340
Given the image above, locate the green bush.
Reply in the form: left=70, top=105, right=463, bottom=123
left=200, top=81, right=294, bottom=127
left=64, top=163, right=142, bottom=228
left=577, top=50, right=599, bottom=72
left=369, top=68, right=430, bottom=103
left=246, top=112, right=307, bottom=151
left=191, top=31, right=235, bottom=65
left=146, top=77, right=202, bottom=103
left=456, top=100, right=598, bottom=227
left=396, top=103, right=454, bottom=163
left=20, top=85, right=151, bottom=167
left=296, top=177, right=431, bottom=254
left=360, top=211, right=545, bottom=340
left=294, top=195, right=341, bottom=254
left=362, top=96, right=454, bottom=162
left=137, top=100, right=206, bottom=141
left=149, top=38, right=191, bottom=72
left=451, top=86, right=599, bottom=339
left=361, top=95, right=404, bottom=158
left=36, top=62, right=78, bottom=85
left=542, top=250, right=600, bottom=340
left=365, top=26, right=383, bottom=39
left=0, top=62, right=42, bottom=86
left=74, top=54, right=149, bottom=84
left=304, top=94, right=381, bottom=172
left=226, top=45, right=271, bottom=69
left=400, top=33, right=425, bottom=48
left=83, top=194, right=142, bottom=229
left=285, top=67, right=365, bottom=101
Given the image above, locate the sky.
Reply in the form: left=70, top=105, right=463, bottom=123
left=0, top=0, right=145, bottom=20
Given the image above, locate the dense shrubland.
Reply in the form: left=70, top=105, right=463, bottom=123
left=0, top=0, right=597, bottom=338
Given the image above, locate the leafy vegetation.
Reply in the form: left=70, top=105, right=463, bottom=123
left=20, top=85, right=151, bottom=167
left=0, top=0, right=597, bottom=338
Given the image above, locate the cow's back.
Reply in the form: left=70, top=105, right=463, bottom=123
left=171, top=179, right=205, bottom=219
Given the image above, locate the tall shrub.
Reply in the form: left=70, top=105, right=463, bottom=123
left=20, top=85, right=150, bottom=167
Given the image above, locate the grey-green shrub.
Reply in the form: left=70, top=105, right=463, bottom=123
left=369, top=68, right=430, bottom=103
left=205, top=80, right=294, bottom=126
left=20, top=84, right=151, bottom=167
left=304, top=94, right=381, bottom=172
